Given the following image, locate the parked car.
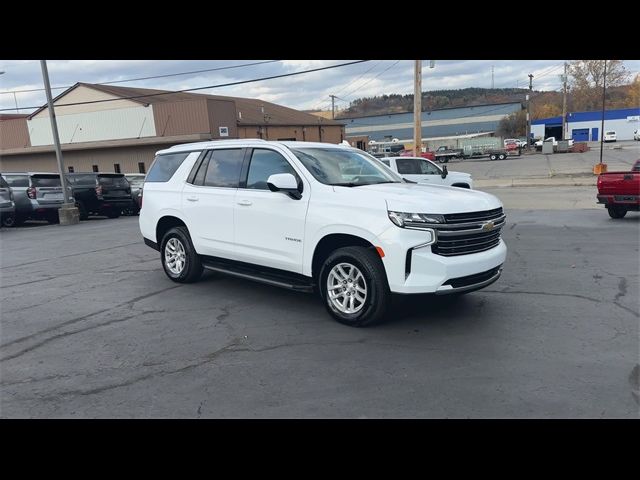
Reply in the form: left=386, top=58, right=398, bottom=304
left=596, top=159, right=640, bottom=218
left=0, top=175, right=16, bottom=227
left=66, top=172, right=133, bottom=220
left=433, top=145, right=465, bottom=163
left=1, top=172, right=64, bottom=225
left=124, top=173, right=145, bottom=215
left=534, top=137, right=575, bottom=148
left=139, top=140, right=507, bottom=327
left=603, top=131, right=617, bottom=142
left=378, top=156, right=473, bottom=188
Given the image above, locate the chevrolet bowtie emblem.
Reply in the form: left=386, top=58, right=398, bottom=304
left=482, top=221, right=495, bottom=231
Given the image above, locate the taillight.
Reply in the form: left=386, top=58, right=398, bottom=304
left=27, top=186, right=37, bottom=199
left=95, top=185, right=103, bottom=196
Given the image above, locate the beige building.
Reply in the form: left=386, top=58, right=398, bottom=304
left=0, top=83, right=345, bottom=173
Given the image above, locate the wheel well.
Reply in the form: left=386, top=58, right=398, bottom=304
left=312, top=234, right=375, bottom=281
left=451, top=183, right=470, bottom=189
left=156, top=216, right=187, bottom=244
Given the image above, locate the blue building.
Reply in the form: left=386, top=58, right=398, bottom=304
left=343, top=102, right=523, bottom=142
left=532, top=107, right=640, bottom=142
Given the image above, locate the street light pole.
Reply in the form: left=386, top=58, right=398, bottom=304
left=40, top=60, right=79, bottom=225
left=599, top=60, right=607, bottom=166
left=414, top=60, right=422, bottom=157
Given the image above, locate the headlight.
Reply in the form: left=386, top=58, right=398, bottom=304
left=388, top=211, right=444, bottom=228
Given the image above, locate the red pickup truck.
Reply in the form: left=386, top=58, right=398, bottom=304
left=597, top=160, right=640, bottom=218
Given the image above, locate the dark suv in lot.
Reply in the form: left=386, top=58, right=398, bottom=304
left=0, top=175, right=16, bottom=227
left=66, top=173, right=132, bottom=220
left=1, top=172, right=64, bottom=225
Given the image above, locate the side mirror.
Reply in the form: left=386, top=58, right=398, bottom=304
left=267, top=173, right=302, bottom=200
left=441, top=165, right=448, bottom=179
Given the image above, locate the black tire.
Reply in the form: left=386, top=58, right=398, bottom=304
left=106, top=209, right=120, bottom=219
left=498, top=153, right=506, bottom=160
left=76, top=201, right=88, bottom=220
left=490, top=154, right=497, bottom=161
left=160, top=226, right=203, bottom=283
left=1, top=215, right=16, bottom=228
left=607, top=206, right=627, bottom=219
left=318, top=246, right=390, bottom=327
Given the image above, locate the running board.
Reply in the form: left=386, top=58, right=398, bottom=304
left=201, top=258, right=315, bottom=293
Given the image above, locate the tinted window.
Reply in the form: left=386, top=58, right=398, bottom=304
left=204, top=149, right=243, bottom=188
left=246, top=149, right=296, bottom=190
left=4, top=175, right=29, bottom=187
left=380, top=159, right=390, bottom=166
left=99, top=175, right=129, bottom=188
left=146, top=152, right=190, bottom=182
left=31, top=175, right=61, bottom=187
left=632, top=161, right=640, bottom=172
left=0, top=176, right=9, bottom=188
left=396, top=158, right=421, bottom=175
left=419, top=160, right=440, bottom=175
left=191, top=151, right=211, bottom=186
left=70, top=174, right=97, bottom=185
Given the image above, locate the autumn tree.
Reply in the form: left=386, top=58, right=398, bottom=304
left=497, top=110, right=527, bottom=138
left=568, top=60, right=630, bottom=111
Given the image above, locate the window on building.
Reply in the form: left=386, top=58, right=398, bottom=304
left=203, top=149, right=244, bottom=188
left=138, top=162, right=146, bottom=174
left=246, top=149, right=297, bottom=190
left=277, top=138, right=296, bottom=141
left=113, top=163, right=121, bottom=173
left=68, top=166, right=74, bottom=173
left=92, top=165, right=99, bottom=172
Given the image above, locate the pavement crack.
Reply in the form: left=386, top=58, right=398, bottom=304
left=614, top=277, right=628, bottom=302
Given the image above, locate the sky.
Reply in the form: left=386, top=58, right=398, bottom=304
left=1, top=59, right=639, bottom=115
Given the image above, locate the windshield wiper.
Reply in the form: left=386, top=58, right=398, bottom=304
left=331, top=182, right=361, bottom=187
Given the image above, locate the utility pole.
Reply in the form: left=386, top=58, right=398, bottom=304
left=414, top=60, right=422, bottom=157
left=599, top=60, right=607, bottom=166
left=491, top=65, right=494, bottom=89
left=526, top=73, right=533, bottom=149
left=561, top=62, right=568, bottom=140
left=329, top=95, right=336, bottom=119
left=40, top=60, right=79, bottom=225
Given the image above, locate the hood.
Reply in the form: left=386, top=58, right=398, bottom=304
left=333, top=182, right=502, bottom=214
left=446, top=170, right=471, bottom=179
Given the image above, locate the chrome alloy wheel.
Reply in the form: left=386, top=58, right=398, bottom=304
left=326, top=262, right=367, bottom=314
left=165, top=237, right=186, bottom=275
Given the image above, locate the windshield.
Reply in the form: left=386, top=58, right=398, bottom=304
left=290, top=147, right=403, bottom=186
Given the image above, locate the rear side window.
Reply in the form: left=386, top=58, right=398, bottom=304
left=396, top=158, right=421, bottom=175
left=204, top=149, right=243, bottom=188
left=99, top=175, right=129, bottom=188
left=146, top=152, right=190, bottom=182
left=31, top=175, right=61, bottom=187
left=4, top=175, right=29, bottom=187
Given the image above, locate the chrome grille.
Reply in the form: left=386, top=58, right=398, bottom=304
left=432, top=207, right=505, bottom=257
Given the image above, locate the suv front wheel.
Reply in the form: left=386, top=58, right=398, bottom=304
left=319, top=246, right=390, bottom=327
left=160, top=226, right=203, bottom=283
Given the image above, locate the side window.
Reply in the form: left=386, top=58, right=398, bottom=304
left=246, top=149, right=296, bottom=190
left=204, top=149, right=243, bottom=188
left=380, top=159, right=390, bottom=167
left=191, top=151, right=211, bottom=186
left=395, top=158, right=420, bottom=175
left=146, top=152, right=190, bottom=182
left=419, top=160, right=440, bottom=175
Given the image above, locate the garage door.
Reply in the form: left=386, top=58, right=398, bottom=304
left=572, top=128, right=589, bottom=142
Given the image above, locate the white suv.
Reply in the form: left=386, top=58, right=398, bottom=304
left=378, top=156, right=473, bottom=189
left=139, top=140, right=507, bottom=327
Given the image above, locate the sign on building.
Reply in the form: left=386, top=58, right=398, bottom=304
left=219, top=126, right=229, bottom=137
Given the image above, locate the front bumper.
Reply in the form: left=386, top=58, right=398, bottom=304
left=376, top=224, right=507, bottom=294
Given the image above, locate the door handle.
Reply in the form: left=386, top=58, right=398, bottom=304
left=237, top=200, right=252, bottom=206
left=186, top=196, right=199, bottom=202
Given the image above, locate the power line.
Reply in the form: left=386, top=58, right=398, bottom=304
left=0, top=60, right=369, bottom=112
left=339, top=60, right=402, bottom=101
left=0, top=60, right=282, bottom=96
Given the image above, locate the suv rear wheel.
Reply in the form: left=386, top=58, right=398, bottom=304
left=160, top=226, right=203, bottom=283
left=319, top=246, right=390, bottom=327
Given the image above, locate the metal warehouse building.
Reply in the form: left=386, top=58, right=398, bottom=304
left=0, top=83, right=345, bottom=174
left=532, top=107, right=640, bottom=142
left=343, top=102, right=523, bottom=142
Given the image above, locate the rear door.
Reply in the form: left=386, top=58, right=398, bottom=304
left=31, top=174, right=64, bottom=205
left=181, top=148, right=244, bottom=258
left=98, top=174, right=132, bottom=200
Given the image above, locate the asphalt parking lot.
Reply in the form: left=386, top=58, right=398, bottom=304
left=1, top=186, right=638, bottom=418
